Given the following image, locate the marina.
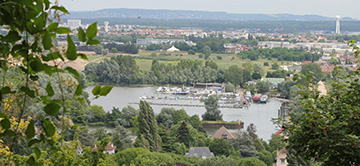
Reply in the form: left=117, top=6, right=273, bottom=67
left=85, top=85, right=283, bottom=141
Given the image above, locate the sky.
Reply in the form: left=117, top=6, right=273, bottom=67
left=60, top=0, right=360, bottom=19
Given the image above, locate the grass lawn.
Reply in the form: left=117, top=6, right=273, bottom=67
left=94, top=50, right=298, bottom=73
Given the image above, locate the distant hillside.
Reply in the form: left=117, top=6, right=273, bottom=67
left=65, top=8, right=356, bottom=21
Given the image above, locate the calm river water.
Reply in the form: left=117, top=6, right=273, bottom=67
left=84, top=85, right=282, bottom=141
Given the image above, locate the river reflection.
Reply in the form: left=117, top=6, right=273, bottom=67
left=85, top=85, right=282, bottom=141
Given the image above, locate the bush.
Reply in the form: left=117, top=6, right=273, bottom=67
left=264, top=62, right=269, bottom=66
left=217, top=56, right=223, bottom=60
left=198, top=54, right=204, bottom=58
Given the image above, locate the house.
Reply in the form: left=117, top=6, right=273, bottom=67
left=92, top=143, right=117, bottom=154
left=276, top=147, right=288, bottom=166
left=77, top=144, right=83, bottom=155
left=211, top=126, right=238, bottom=140
left=185, top=147, right=214, bottom=159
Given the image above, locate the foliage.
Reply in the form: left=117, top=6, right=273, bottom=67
left=229, top=131, right=258, bottom=158
left=238, top=47, right=321, bottom=61
left=285, top=63, right=360, bottom=165
left=209, top=138, right=231, bottom=156
left=197, top=156, right=238, bottom=166
left=256, top=81, right=271, bottom=93
left=202, top=95, right=223, bottom=121
left=134, top=101, right=161, bottom=152
left=238, top=157, right=267, bottom=166
left=0, top=0, right=114, bottom=165
left=176, top=121, right=191, bottom=147
left=224, top=65, right=243, bottom=89
left=114, top=147, right=150, bottom=166
left=300, top=63, right=323, bottom=83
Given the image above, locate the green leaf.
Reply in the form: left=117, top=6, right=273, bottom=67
left=1, top=87, right=15, bottom=95
left=20, top=86, right=35, bottom=98
left=43, top=119, right=56, bottom=137
left=43, top=31, right=52, bottom=50
left=27, top=156, right=35, bottom=165
left=92, top=85, right=101, bottom=96
left=0, top=113, right=8, bottom=118
left=2, top=30, right=21, bottom=43
left=66, top=35, right=77, bottom=60
left=65, top=67, right=80, bottom=78
left=44, top=0, right=50, bottom=10
left=44, top=103, right=61, bottom=116
left=34, top=147, right=41, bottom=159
left=100, top=86, right=113, bottom=96
left=1, top=118, right=11, bottom=130
left=46, top=82, right=54, bottom=97
left=50, top=6, right=69, bottom=14
left=42, top=52, right=62, bottom=61
left=86, top=39, right=101, bottom=45
left=55, top=27, right=72, bottom=34
left=86, top=22, right=97, bottom=39
left=28, top=139, right=41, bottom=147
left=78, top=27, right=86, bottom=42
left=75, top=83, right=83, bottom=96
left=48, top=22, right=59, bottom=32
left=30, top=60, right=46, bottom=72
left=25, top=120, right=35, bottom=139
left=30, top=75, right=39, bottom=81
left=78, top=53, right=88, bottom=60
left=3, top=130, right=15, bottom=137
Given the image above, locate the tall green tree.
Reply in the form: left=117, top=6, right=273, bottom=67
left=202, top=95, right=223, bottom=121
left=135, top=101, right=162, bottom=152
left=224, top=65, right=243, bottom=90
left=177, top=121, right=191, bottom=147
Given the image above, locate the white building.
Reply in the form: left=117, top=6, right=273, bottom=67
left=336, top=15, right=341, bottom=34
left=104, top=21, right=109, bottom=33
left=67, top=19, right=81, bottom=30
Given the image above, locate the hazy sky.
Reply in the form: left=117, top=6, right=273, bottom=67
left=60, top=0, right=360, bottom=19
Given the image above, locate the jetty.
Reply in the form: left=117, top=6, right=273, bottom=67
left=128, top=102, right=245, bottom=109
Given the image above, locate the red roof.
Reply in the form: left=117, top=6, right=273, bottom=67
left=275, top=128, right=284, bottom=135
left=280, top=147, right=288, bottom=154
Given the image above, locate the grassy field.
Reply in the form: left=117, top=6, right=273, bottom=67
left=132, top=50, right=295, bottom=72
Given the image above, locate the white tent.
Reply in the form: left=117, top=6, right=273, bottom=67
left=166, top=45, right=180, bottom=52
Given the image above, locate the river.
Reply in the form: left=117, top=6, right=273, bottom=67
left=84, top=85, right=282, bottom=141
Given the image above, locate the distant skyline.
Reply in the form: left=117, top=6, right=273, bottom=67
left=60, top=0, right=360, bottom=19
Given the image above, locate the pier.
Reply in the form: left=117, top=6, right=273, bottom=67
left=128, top=102, right=245, bottom=109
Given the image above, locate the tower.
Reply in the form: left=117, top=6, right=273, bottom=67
left=104, top=21, right=109, bottom=33
left=336, top=15, right=340, bottom=34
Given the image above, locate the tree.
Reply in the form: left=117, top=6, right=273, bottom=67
left=177, top=121, right=191, bottom=147
left=202, top=95, right=223, bottom=121
left=134, top=101, right=162, bottom=152
left=238, top=157, right=267, bottom=166
left=114, top=147, right=150, bottom=166
left=224, top=65, right=244, bottom=89
left=253, top=63, right=265, bottom=77
left=94, top=45, right=104, bottom=54
left=229, top=131, right=258, bottom=158
left=300, top=63, right=323, bottom=83
left=257, top=81, right=271, bottom=93
left=271, top=63, right=279, bottom=70
left=285, top=63, right=360, bottom=165
left=209, top=139, right=231, bottom=156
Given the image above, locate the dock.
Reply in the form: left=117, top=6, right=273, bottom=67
left=128, top=102, right=245, bottom=109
